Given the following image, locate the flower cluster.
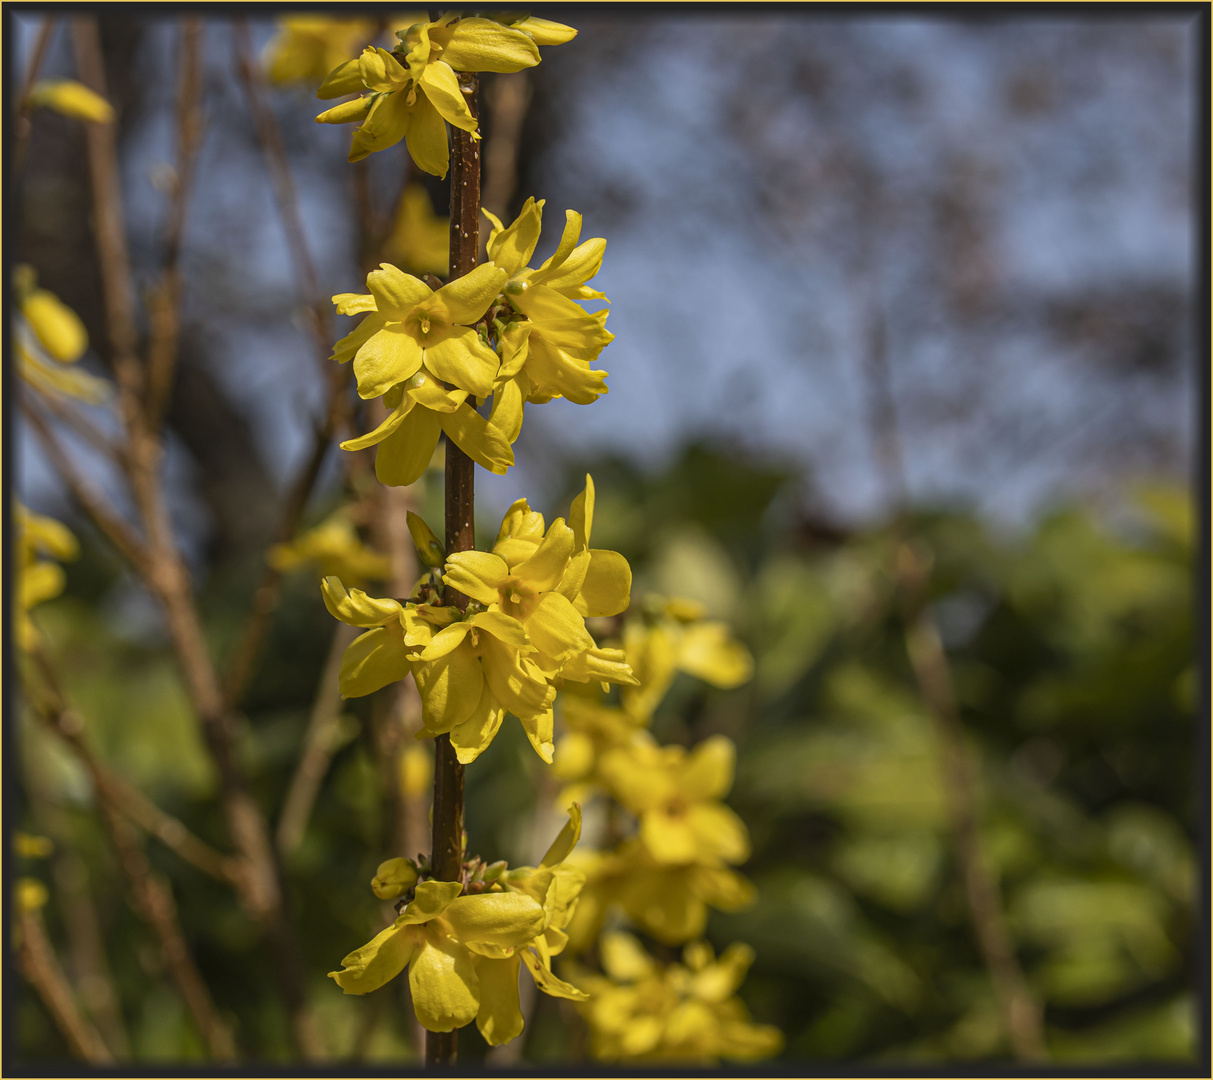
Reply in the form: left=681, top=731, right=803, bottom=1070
left=315, top=13, right=575, bottom=174
left=331, top=199, right=612, bottom=486
left=570, top=933, right=782, bottom=1063
left=330, top=806, right=588, bottom=1043
left=268, top=507, right=391, bottom=587
left=322, top=475, right=634, bottom=764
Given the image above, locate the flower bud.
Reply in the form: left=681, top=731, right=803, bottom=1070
left=406, top=511, right=445, bottom=568
left=371, top=857, right=419, bottom=899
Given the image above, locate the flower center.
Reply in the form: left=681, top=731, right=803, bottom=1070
left=498, top=576, right=539, bottom=621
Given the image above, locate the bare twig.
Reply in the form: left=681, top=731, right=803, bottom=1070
left=21, top=401, right=148, bottom=567
left=14, top=16, right=59, bottom=170
left=276, top=622, right=358, bottom=856
left=51, top=852, right=130, bottom=1057
left=16, top=905, right=114, bottom=1064
left=146, top=18, right=205, bottom=429
left=25, top=646, right=238, bottom=1059
left=27, top=388, right=124, bottom=466
left=850, top=173, right=1047, bottom=1061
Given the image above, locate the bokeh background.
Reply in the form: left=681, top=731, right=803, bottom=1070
left=11, top=8, right=1202, bottom=1066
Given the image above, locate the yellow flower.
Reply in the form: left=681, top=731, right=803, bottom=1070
left=484, top=199, right=613, bottom=442
left=15, top=504, right=79, bottom=652
left=329, top=878, right=547, bottom=1033
left=567, top=841, right=755, bottom=949
left=572, top=933, right=783, bottom=1063
left=598, top=734, right=750, bottom=866
left=470, top=805, right=590, bottom=1045
left=13, top=266, right=110, bottom=404
left=316, top=13, right=571, bottom=175
left=267, top=509, right=391, bottom=586
left=331, top=261, right=513, bottom=487
left=330, top=807, right=589, bottom=1044
left=621, top=596, right=754, bottom=723
left=263, top=17, right=382, bottom=85
left=382, top=183, right=450, bottom=278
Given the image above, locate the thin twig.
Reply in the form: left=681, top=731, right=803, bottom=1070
left=25, top=646, right=238, bottom=1059
left=146, top=18, right=205, bottom=430
left=27, top=388, right=124, bottom=466
left=16, top=905, right=114, bottom=1064
left=21, top=401, right=148, bottom=567
left=13, top=16, right=58, bottom=170
left=850, top=173, right=1047, bottom=1061
left=276, top=622, right=358, bottom=856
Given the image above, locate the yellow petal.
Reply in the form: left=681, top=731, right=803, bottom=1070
left=524, top=335, right=608, bottom=405
left=331, top=312, right=382, bottom=364
left=18, top=346, right=111, bottom=404
left=439, top=404, right=514, bottom=476
left=321, top=576, right=403, bottom=626
left=443, top=892, right=546, bottom=947
left=374, top=406, right=443, bottom=486
left=402, top=85, right=450, bottom=178
left=535, top=237, right=607, bottom=297
left=372, top=858, right=419, bottom=900
left=443, top=551, right=508, bottom=606
left=600, top=931, right=657, bottom=981
left=640, top=811, right=700, bottom=864
left=20, top=561, right=65, bottom=610
left=315, top=95, right=372, bottom=125
left=349, top=87, right=411, bottom=159
left=574, top=549, right=631, bottom=617
left=540, top=804, right=582, bottom=868
left=509, top=16, right=577, bottom=46
left=489, top=375, right=526, bottom=444
left=480, top=638, right=555, bottom=721
left=358, top=46, right=408, bottom=92
left=440, top=18, right=541, bottom=73
left=469, top=609, right=530, bottom=649
left=558, top=645, right=637, bottom=686
left=332, top=291, right=377, bottom=315
left=485, top=197, right=544, bottom=276
left=419, top=61, right=477, bottom=133
left=423, top=327, right=499, bottom=399
left=399, top=879, right=464, bottom=924
left=367, top=262, right=432, bottom=315
left=555, top=549, right=590, bottom=602
left=691, top=864, right=756, bottom=912
left=519, top=948, right=588, bottom=1001
left=473, top=955, right=524, bottom=1046
left=518, top=704, right=555, bottom=764
left=339, top=395, right=415, bottom=452
left=681, top=735, right=736, bottom=801
left=514, top=519, right=575, bottom=591
left=413, top=643, right=484, bottom=732
left=450, top=682, right=506, bottom=765
left=409, top=371, right=468, bottom=413
left=316, top=57, right=364, bottom=98
left=329, top=921, right=418, bottom=995
left=676, top=623, right=754, bottom=688
left=28, top=79, right=114, bottom=123
left=409, top=929, right=480, bottom=1032
left=568, top=474, right=595, bottom=550
left=418, top=622, right=473, bottom=661
left=352, top=325, right=424, bottom=400
left=425, top=263, right=509, bottom=326
left=338, top=625, right=413, bottom=698
left=525, top=592, right=593, bottom=664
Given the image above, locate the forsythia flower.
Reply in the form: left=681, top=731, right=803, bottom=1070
left=267, top=508, right=391, bottom=586
left=13, top=266, right=110, bottom=404
left=332, top=262, right=513, bottom=486
left=621, top=596, right=754, bottom=722
left=15, top=504, right=79, bottom=652
left=597, top=734, right=751, bottom=866
left=27, top=80, right=114, bottom=123
left=330, top=806, right=589, bottom=1045
left=321, top=476, right=635, bottom=764
left=485, top=198, right=613, bottom=442
left=316, top=14, right=573, bottom=175
left=571, top=933, right=783, bottom=1063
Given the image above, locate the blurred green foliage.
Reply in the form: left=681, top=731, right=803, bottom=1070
left=16, top=444, right=1196, bottom=1063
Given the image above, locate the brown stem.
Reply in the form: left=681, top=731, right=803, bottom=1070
left=27, top=387, right=124, bottom=465
left=146, top=18, right=205, bottom=430
left=850, top=177, right=1046, bottom=1061
left=426, top=71, right=481, bottom=1070
left=16, top=906, right=114, bottom=1064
